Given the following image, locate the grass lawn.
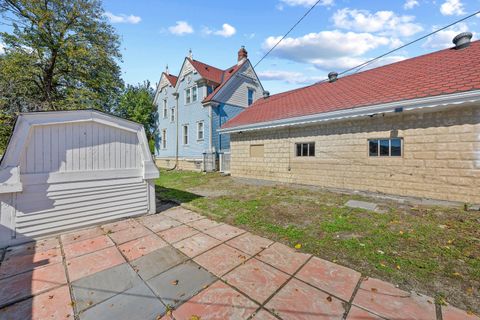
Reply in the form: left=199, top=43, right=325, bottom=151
left=156, top=170, right=480, bottom=314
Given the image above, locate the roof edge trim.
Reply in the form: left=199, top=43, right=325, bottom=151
left=219, top=89, right=480, bottom=133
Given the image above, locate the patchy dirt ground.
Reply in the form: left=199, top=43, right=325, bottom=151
left=156, top=170, right=480, bottom=314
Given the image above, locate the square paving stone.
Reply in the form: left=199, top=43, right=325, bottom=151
left=295, top=256, right=361, bottom=301
left=346, top=306, right=384, bottom=320
left=265, top=278, right=346, bottom=320
left=257, top=242, right=311, bottom=275
left=227, top=232, right=274, bottom=256
left=63, top=235, right=114, bottom=259
left=79, top=281, right=166, bottom=320
left=158, top=225, right=198, bottom=244
left=194, top=244, right=249, bottom=277
left=71, top=263, right=142, bottom=312
left=352, top=277, right=436, bottom=320
left=66, top=246, right=125, bottom=282
left=0, top=262, right=67, bottom=307
left=139, top=214, right=182, bottom=232
left=163, top=207, right=204, bottom=223
left=147, top=260, right=216, bottom=308
left=118, top=234, right=167, bottom=261
left=172, top=280, right=258, bottom=320
left=107, top=224, right=152, bottom=245
left=101, top=219, right=140, bottom=234
left=4, top=237, right=60, bottom=259
left=203, top=224, right=246, bottom=241
left=187, top=218, right=223, bottom=232
left=130, top=246, right=188, bottom=280
left=442, top=304, right=480, bottom=320
left=0, top=246, right=62, bottom=279
left=0, top=285, right=73, bottom=320
left=223, top=258, right=289, bottom=304
left=173, top=233, right=221, bottom=257
left=61, top=227, right=105, bottom=245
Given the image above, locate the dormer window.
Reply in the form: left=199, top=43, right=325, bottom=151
left=248, top=88, right=254, bottom=106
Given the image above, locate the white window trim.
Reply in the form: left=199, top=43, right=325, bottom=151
left=295, top=142, right=315, bottom=157
left=197, top=121, right=204, bottom=141
left=247, top=87, right=255, bottom=106
left=182, top=124, right=189, bottom=145
left=368, top=138, right=403, bottom=157
left=170, top=107, right=175, bottom=123
left=162, top=99, right=168, bottom=118
left=184, top=85, right=198, bottom=105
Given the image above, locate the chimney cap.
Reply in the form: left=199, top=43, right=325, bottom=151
left=238, top=46, right=248, bottom=64
left=328, top=71, right=338, bottom=83
left=452, top=32, right=472, bottom=49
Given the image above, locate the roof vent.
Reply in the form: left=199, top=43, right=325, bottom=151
left=263, top=91, right=270, bottom=99
left=452, top=32, right=472, bottom=49
left=328, top=71, right=338, bottom=83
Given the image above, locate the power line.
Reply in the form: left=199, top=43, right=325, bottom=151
left=342, top=9, right=480, bottom=77
left=253, top=0, right=324, bottom=68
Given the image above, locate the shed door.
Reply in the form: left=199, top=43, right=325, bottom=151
left=13, top=122, right=149, bottom=240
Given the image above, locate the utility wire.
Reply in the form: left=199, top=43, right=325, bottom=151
left=344, top=9, right=480, bottom=76
left=254, top=0, right=324, bottom=68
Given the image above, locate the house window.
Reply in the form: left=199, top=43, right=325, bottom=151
left=369, top=138, right=402, bottom=157
left=162, top=99, right=167, bottom=118
left=250, top=144, right=264, bottom=157
left=247, top=88, right=254, bottom=106
left=183, top=125, right=189, bottom=145
left=296, top=142, right=315, bottom=157
left=161, top=129, right=167, bottom=149
left=192, top=86, right=198, bottom=102
left=197, top=121, right=204, bottom=140
left=170, top=107, right=175, bottom=122
left=207, top=85, right=213, bottom=95
left=185, top=89, right=191, bottom=104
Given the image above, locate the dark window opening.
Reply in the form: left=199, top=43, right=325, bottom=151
left=296, top=142, right=315, bottom=157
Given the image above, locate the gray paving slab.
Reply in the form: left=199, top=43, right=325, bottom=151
left=147, top=260, right=216, bottom=308
left=130, top=246, right=188, bottom=280
left=345, top=199, right=379, bottom=211
left=72, top=263, right=142, bottom=312
left=79, top=281, right=166, bottom=320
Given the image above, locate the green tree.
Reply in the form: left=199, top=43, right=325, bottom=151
left=116, top=81, right=157, bottom=153
left=0, top=0, right=124, bottom=151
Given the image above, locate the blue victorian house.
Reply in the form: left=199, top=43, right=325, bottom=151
left=153, top=47, right=265, bottom=171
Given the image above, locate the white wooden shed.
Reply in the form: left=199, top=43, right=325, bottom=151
left=0, top=110, right=159, bottom=247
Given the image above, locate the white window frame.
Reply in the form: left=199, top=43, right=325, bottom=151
left=185, top=88, right=191, bottom=104
left=170, top=107, right=175, bottom=123
left=197, top=121, right=204, bottom=141
left=247, top=88, right=255, bottom=106
left=192, top=86, right=198, bottom=102
left=182, top=124, right=189, bottom=145
left=295, top=142, right=315, bottom=157
left=185, top=85, right=198, bottom=104
left=161, top=129, right=167, bottom=149
left=368, top=138, right=403, bottom=157
left=162, top=99, right=168, bottom=118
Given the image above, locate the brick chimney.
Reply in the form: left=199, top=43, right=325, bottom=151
left=238, top=46, right=248, bottom=65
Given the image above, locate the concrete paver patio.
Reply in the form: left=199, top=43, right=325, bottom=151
left=0, top=206, right=478, bottom=320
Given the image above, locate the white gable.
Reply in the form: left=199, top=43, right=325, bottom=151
left=179, top=59, right=196, bottom=80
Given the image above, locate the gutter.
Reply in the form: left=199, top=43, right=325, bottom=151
left=219, top=90, right=480, bottom=134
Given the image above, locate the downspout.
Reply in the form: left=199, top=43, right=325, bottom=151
left=167, top=92, right=180, bottom=171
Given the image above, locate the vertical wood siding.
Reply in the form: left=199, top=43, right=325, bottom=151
left=20, top=122, right=142, bottom=174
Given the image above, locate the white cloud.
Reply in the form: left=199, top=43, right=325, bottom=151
left=423, top=22, right=473, bottom=49
left=258, top=70, right=324, bottom=84
left=332, top=8, right=423, bottom=37
left=168, top=21, right=194, bottom=35
left=404, top=0, right=419, bottom=10
left=203, top=23, right=236, bottom=37
left=279, top=0, right=334, bottom=7
left=0, top=42, right=5, bottom=54
left=440, top=0, right=465, bottom=16
left=244, top=33, right=256, bottom=39
left=104, top=12, right=141, bottom=24
left=263, top=30, right=395, bottom=70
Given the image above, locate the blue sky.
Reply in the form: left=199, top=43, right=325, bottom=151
left=2, top=0, right=479, bottom=94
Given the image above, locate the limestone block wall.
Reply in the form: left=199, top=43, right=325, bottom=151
left=155, top=158, right=203, bottom=172
left=229, top=104, right=480, bottom=203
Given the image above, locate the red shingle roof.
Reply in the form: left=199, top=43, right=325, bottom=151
left=188, top=58, right=225, bottom=84
left=203, top=62, right=244, bottom=103
left=222, top=41, right=480, bottom=129
left=165, top=73, right=178, bottom=87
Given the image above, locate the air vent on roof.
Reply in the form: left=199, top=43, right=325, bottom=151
left=328, top=72, right=338, bottom=83
left=453, top=32, right=472, bottom=49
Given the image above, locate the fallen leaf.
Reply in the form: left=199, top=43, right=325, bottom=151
left=48, top=295, right=54, bottom=299
left=371, top=288, right=378, bottom=292
left=396, top=265, right=401, bottom=270
left=190, top=315, right=201, bottom=320
left=399, top=231, right=404, bottom=235
left=452, top=272, right=461, bottom=277
left=326, top=296, right=332, bottom=302
left=294, top=244, right=302, bottom=249
left=171, top=280, right=179, bottom=285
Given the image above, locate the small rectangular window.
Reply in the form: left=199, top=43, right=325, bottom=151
left=170, top=107, right=175, bottom=122
left=247, top=88, right=254, bottom=106
left=161, top=129, right=167, bottom=149
left=368, top=138, right=402, bottom=157
left=197, top=121, right=204, bottom=140
left=295, top=142, right=315, bottom=157
left=207, top=85, right=213, bottom=95
left=163, top=100, right=167, bottom=118
left=183, top=125, right=188, bottom=145
left=250, top=144, right=264, bottom=157
left=192, top=86, right=198, bottom=102
left=185, top=89, right=191, bottom=104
